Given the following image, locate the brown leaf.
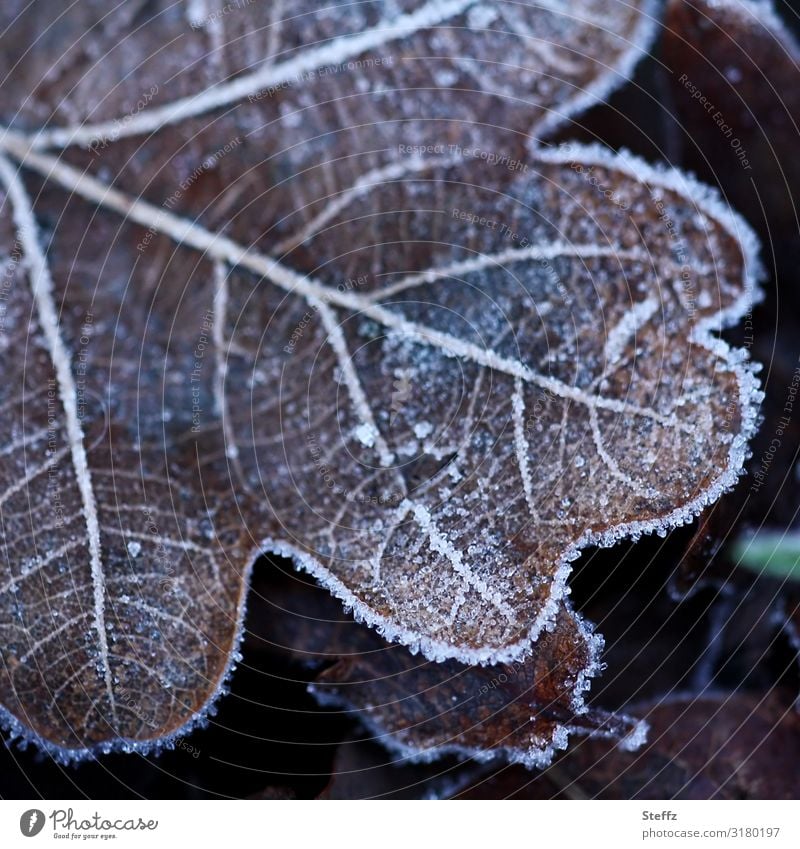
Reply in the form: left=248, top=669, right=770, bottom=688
left=10, top=1, right=662, bottom=267
left=0, top=144, right=754, bottom=756
left=312, top=614, right=644, bottom=769
left=255, top=568, right=643, bottom=769
left=0, top=0, right=659, bottom=146
left=0, top=183, right=253, bottom=756
left=454, top=691, right=800, bottom=799
left=318, top=738, right=471, bottom=799
left=215, top=149, right=762, bottom=665
left=664, top=0, right=800, bottom=546
left=0, top=1, right=761, bottom=759
left=664, top=0, right=800, bottom=246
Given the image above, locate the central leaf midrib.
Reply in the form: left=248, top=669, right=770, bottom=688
left=0, top=136, right=688, bottom=436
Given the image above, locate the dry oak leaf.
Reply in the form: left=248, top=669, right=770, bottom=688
left=0, top=0, right=659, bottom=148
left=0, top=0, right=761, bottom=760
left=0, top=141, right=762, bottom=758
left=0, top=0, right=662, bottom=761
left=0, top=0, right=661, bottom=262
left=254, top=569, right=643, bottom=769
left=0, top=170, right=254, bottom=759
left=453, top=692, right=800, bottom=799
left=215, top=147, right=763, bottom=665
left=311, top=613, right=645, bottom=769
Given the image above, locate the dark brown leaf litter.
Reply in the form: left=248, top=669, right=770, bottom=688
left=253, top=569, right=643, bottom=770
left=664, top=0, right=800, bottom=531
left=665, top=0, right=800, bottom=253
left=453, top=691, right=800, bottom=799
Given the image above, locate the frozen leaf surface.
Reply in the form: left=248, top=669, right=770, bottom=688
left=454, top=693, right=800, bottom=799
left=0, top=141, right=762, bottom=753
left=0, top=0, right=661, bottom=258
left=0, top=0, right=761, bottom=759
left=312, top=612, right=643, bottom=769
left=218, top=147, right=762, bottom=664
left=0, top=177, right=254, bottom=757
left=0, top=0, right=659, bottom=146
left=257, top=571, right=642, bottom=769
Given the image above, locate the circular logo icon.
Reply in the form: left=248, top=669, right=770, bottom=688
left=19, top=810, right=45, bottom=837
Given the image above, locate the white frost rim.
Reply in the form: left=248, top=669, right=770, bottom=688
left=307, top=605, right=648, bottom=771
